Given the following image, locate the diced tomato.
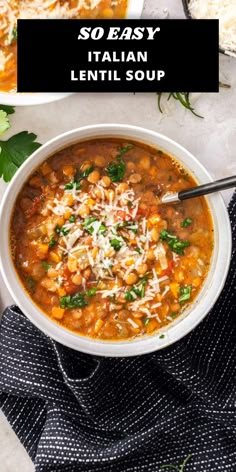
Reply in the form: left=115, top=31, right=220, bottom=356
left=136, top=208, right=150, bottom=218
left=26, top=195, right=44, bottom=219
left=64, top=281, right=78, bottom=295
left=116, top=210, right=133, bottom=221
left=160, top=259, right=174, bottom=277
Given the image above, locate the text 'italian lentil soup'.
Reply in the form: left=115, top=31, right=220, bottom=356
left=0, top=0, right=128, bottom=92
left=10, top=139, right=214, bottom=341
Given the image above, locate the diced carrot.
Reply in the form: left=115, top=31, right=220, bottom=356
left=148, top=214, right=161, bottom=226
left=63, top=165, right=75, bottom=177
left=87, top=198, right=96, bottom=208
left=192, top=277, right=202, bottom=287
left=94, top=319, right=104, bottom=334
left=52, top=307, right=65, bottom=320
left=64, top=194, right=74, bottom=207
left=36, top=243, right=49, bottom=259
left=170, top=282, right=180, bottom=299
left=49, top=251, right=61, bottom=263
left=146, top=319, right=159, bottom=333
left=64, top=209, right=72, bottom=220
left=58, top=287, right=66, bottom=297
left=125, top=258, right=135, bottom=266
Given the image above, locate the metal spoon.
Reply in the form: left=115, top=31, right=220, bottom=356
left=161, top=175, right=236, bottom=204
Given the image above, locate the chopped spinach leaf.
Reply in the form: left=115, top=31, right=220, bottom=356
left=60, top=293, right=88, bottom=309
left=179, top=285, right=192, bottom=303
left=27, top=276, right=35, bottom=292
left=82, top=217, right=106, bottom=235
left=160, top=230, right=190, bottom=255
left=41, top=261, right=52, bottom=272
left=48, top=235, right=57, bottom=248
left=119, top=145, right=133, bottom=155
left=80, top=166, right=94, bottom=179
left=181, top=218, right=193, bottom=228
left=125, top=276, right=148, bottom=301
left=86, top=288, right=97, bottom=297
left=55, top=225, right=70, bottom=237
left=65, top=180, right=81, bottom=191
left=110, top=239, right=123, bottom=251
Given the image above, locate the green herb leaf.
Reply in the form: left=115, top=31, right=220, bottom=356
left=144, top=318, right=150, bottom=327
left=80, top=166, right=94, bottom=179
left=179, top=285, right=192, bottom=303
left=110, top=239, right=123, bottom=251
left=82, top=217, right=106, bottom=235
left=119, top=145, right=133, bottom=155
left=0, top=105, right=15, bottom=115
left=10, top=26, right=17, bottom=44
left=160, top=230, right=190, bottom=256
left=170, top=312, right=178, bottom=319
left=41, top=261, right=52, bottom=272
left=0, top=110, right=10, bottom=136
left=106, top=156, right=126, bottom=182
left=27, top=276, right=35, bottom=293
left=55, top=225, right=70, bottom=237
left=69, top=215, right=75, bottom=223
left=159, top=334, right=165, bottom=339
left=181, top=218, right=193, bottom=228
left=65, top=180, right=81, bottom=190
left=82, top=217, right=98, bottom=234
left=86, top=287, right=97, bottom=297
left=48, top=235, right=57, bottom=248
left=125, top=276, right=148, bottom=301
left=0, top=132, right=41, bottom=182
left=60, top=293, right=88, bottom=309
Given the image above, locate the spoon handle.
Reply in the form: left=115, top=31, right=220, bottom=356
left=162, top=175, right=236, bottom=203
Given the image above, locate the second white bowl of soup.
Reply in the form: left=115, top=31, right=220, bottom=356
left=0, top=125, right=231, bottom=356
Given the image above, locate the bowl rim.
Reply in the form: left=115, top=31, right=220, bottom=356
left=0, top=92, right=73, bottom=107
left=0, top=124, right=232, bottom=356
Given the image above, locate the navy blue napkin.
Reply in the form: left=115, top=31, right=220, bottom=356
left=0, top=194, right=235, bottom=472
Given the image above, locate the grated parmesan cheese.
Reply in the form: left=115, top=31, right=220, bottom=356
left=188, top=0, right=236, bottom=54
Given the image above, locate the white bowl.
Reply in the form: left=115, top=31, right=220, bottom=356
left=0, top=0, right=144, bottom=106
left=0, top=125, right=232, bottom=356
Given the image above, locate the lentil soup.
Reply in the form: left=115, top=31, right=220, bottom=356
left=10, top=139, right=213, bottom=341
left=0, top=0, right=128, bottom=92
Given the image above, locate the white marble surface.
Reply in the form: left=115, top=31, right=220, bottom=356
left=0, top=0, right=236, bottom=470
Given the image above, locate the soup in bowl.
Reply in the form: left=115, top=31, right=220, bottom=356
left=0, top=125, right=231, bottom=356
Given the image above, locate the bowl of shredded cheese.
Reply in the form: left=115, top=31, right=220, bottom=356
left=182, top=0, right=236, bottom=57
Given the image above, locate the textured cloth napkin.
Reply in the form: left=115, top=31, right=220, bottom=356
left=0, top=194, right=235, bottom=472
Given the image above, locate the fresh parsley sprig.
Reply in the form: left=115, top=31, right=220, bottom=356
left=106, top=145, right=133, bottom=182
left=0, top=106, right=41, bottom=182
